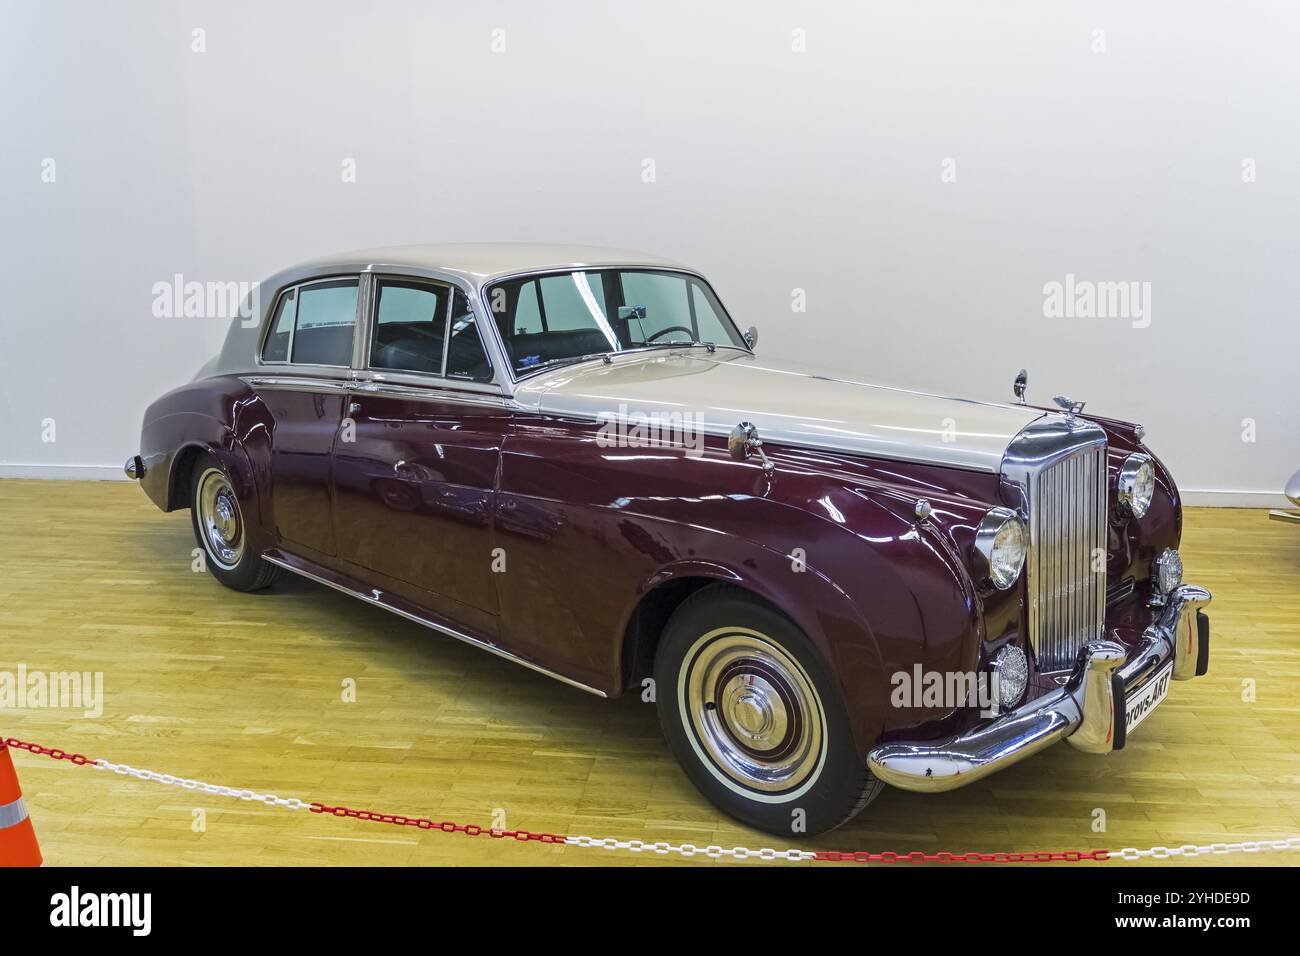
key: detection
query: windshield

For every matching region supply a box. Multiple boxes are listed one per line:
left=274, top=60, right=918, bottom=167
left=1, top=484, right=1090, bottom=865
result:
left=485, top=269, right=746, bottom=376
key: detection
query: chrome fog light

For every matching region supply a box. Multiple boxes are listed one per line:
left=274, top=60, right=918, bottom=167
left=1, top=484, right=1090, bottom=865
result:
left=972, top=507, right=1027, bottom=590
left=1151, top=548, right=1183, bottom=603
left=993, top=644, right=1028, bottom=708
left=1118, top=453, right=1155, bottom=517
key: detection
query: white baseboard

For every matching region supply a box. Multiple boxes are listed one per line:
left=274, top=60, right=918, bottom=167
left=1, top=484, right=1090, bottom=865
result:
left=1181, top=488, right=1292, bottom=508
left=0, top=464, right=129, bottom=481
left=0, top=466, right=1290, bottom=508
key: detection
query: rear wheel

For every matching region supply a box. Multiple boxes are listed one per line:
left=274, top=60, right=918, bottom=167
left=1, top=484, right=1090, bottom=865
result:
left=189, top=452, right=280, bottom=592
left=654, top=584, right=882, bottom=837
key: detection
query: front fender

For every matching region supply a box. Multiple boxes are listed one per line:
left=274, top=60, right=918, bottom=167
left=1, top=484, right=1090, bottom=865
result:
left=627, top=484, right=989, bottom=759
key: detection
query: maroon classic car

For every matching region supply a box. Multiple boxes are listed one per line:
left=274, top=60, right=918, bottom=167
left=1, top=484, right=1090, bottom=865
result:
left=129, top=244, right=1211, bottom=836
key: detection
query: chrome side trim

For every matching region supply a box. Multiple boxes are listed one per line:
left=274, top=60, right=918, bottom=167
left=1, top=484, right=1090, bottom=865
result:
left=1269, top=510, right=1300, bottom=524
left=261, top=553, right=608, bottom=698
left=241, top=375, right=352, bottom=394
left=349, top=379, right=516, bottom=409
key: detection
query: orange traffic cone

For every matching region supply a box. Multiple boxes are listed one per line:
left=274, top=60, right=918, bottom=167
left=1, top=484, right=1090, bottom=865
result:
left=0, top=741, right=42, bottom=866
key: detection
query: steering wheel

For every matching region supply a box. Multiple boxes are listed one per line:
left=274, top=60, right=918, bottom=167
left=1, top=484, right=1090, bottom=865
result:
left=645, top=325, right=695, bottom=343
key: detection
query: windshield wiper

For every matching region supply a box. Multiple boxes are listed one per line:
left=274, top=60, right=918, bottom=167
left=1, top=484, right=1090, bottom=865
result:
left=516, top=342, right=721, bottom=377
left=637, top=341, right=718, bottom=353
left=515, top=352, right=610, bottom=376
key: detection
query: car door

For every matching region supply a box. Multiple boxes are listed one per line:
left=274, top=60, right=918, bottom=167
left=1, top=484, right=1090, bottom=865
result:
left=251, top=276, right=360, bottom=558
left=331, top=276, right=509, bottom=635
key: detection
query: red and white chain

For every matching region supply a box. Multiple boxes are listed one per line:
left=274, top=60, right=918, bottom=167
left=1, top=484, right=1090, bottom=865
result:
left=4, top=738, right=311, bottom=810
left=92, top=756, right=313, bottom=811
left=8, top=737, right=1300, bottom=864
left=564, top=834, right=817, bottom=862
left=1111, top=837, right=1300, bottom=860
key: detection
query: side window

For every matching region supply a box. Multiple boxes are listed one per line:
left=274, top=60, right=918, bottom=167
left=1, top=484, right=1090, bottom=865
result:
left=261, top=289, right=296, bottom=362
left=445, top=291, right=493, bottom=381
left=689, top=280, right=731, bottom=342
left=292, top=279, right=358, bottom=366
left=370, top=280, right=449, bottom=375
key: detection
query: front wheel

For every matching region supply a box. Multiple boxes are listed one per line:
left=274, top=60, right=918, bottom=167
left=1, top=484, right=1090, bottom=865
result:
left=189, top=452, right=280, bottom=592
left=654, top=584, right=882, bottom=837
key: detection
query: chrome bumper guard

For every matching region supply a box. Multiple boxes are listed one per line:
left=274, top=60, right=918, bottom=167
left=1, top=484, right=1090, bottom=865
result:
left=867, top=584, right=1212, bottom=793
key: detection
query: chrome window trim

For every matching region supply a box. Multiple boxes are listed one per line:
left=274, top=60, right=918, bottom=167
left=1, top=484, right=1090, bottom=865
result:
left=362, top=271, right=503, bottom=391
left=257, top=287, right=298, bottom=366
left=353, top=272, right=375, bottom=372
left=255, top=273, right=363, bottom=370
left=440, top=284, right=453, bottom=376
left=476, top=265, right=752, bottom=385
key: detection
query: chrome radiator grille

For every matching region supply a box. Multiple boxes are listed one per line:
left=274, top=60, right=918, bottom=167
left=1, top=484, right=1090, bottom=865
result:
left=1026, top=444, right=1108, bottom=671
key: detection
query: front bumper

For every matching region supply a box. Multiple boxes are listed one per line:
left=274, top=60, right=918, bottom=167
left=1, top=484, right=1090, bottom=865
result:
left=867, top=583, right=1212, bottom=793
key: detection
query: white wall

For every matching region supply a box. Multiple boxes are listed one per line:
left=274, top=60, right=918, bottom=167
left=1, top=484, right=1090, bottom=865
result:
left=2, top=0, right=1296, bottom=504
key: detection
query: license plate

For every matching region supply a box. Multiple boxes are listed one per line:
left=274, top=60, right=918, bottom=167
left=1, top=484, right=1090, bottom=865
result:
left=1124, top=661, right=1173, bottom=734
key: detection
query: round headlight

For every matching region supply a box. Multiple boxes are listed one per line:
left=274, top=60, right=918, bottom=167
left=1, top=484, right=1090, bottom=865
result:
left=1152, top=547, right=1183, bottom=598
left=973, top=507, right=1027, bottom=590
left=1118, top=453, right=1155, bottom=518
left=992, top=644, right=1028, bottom=709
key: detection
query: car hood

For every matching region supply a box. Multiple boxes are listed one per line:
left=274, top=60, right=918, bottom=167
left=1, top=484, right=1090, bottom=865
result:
left=512, top=349, right=1048, bottom=473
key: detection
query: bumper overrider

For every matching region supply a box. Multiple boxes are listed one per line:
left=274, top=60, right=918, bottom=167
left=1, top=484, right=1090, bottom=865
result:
left=867, top=584, right=1212, bottom=792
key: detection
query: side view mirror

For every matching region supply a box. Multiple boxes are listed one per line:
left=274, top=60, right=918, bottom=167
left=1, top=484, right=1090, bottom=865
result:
left=728, top=421, right=775, bottom=474
left=743, top=325, right=758, bottom=350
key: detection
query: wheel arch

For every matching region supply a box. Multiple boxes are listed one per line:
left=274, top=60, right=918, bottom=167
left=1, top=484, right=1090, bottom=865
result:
left=619, top=555, right=890, bottom=760
left=165, top=435, right=267, bottom=545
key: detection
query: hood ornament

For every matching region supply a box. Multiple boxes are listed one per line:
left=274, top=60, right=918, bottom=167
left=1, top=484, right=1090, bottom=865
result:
left=1053, top=395, right=1086, bottom=420
left=728, top=421, right=775, bottom=474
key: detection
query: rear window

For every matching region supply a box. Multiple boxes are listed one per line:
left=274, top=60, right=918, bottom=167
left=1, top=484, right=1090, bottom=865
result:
left=261, top=278, right=359, bottom=367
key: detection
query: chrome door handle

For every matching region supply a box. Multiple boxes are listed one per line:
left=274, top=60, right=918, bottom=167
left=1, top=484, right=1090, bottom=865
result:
left=347, top=401, right=361, bottom=416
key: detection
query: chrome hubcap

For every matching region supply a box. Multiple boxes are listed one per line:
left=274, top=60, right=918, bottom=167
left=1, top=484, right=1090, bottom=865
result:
left=681, top=628, right=826, bottom=797
left=196, top=467, right=244, bottom=570
left=720, top=674, right=788, bottom=746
